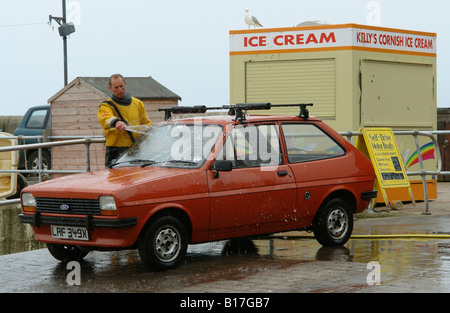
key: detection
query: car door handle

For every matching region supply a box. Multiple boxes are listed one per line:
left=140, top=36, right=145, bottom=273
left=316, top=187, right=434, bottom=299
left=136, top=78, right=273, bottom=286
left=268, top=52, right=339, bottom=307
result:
left=277, top=170, right=288, bottom=176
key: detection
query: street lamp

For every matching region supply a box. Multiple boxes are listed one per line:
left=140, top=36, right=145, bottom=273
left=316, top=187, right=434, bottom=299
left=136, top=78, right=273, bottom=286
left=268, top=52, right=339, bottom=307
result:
left=49, top=0, right=75, bottom=86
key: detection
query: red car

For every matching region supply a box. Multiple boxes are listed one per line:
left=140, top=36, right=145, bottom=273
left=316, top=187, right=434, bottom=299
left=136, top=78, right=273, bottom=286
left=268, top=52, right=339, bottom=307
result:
left=20, top=103, right=376, bottom=270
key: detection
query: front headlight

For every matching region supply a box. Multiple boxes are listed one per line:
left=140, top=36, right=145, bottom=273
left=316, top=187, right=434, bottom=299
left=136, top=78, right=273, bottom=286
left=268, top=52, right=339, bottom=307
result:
left=99, top=195, right=117, bottom=216
left=22, top=193, right=36, bottom=212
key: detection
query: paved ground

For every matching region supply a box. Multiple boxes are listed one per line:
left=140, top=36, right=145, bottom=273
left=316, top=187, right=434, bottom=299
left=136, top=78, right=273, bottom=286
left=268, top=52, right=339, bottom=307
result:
left=1, top=183, right=449, bottom=296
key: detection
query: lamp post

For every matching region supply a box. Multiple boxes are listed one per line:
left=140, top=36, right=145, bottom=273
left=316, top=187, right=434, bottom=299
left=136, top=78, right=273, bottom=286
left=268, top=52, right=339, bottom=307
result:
left=49, top=0, right=75, bottom=86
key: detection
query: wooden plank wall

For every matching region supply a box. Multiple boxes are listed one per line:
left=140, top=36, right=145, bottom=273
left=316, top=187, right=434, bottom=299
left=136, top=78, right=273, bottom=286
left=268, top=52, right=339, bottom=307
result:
left=0, top=135, right=17, bottom=197
left=50, top=80, right=177, bottom=178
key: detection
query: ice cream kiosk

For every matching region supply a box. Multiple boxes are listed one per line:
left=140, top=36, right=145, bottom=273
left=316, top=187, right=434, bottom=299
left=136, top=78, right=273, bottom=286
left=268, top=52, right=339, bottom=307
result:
left=229, top=23, right=437, bottom=204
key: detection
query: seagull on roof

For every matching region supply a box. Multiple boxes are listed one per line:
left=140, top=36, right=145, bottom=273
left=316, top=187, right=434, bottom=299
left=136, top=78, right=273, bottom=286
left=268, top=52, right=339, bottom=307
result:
left=245, top=8, right=263, bottom=28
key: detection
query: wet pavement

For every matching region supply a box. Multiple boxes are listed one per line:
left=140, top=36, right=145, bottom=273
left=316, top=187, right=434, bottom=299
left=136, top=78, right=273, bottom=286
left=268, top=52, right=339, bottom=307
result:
left=1, top=183, right=450, bottom=294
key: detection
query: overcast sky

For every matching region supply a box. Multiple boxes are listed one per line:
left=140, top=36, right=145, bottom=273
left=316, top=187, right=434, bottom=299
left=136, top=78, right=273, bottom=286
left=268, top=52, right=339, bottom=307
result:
left=1, top=0, right=449, bottom=116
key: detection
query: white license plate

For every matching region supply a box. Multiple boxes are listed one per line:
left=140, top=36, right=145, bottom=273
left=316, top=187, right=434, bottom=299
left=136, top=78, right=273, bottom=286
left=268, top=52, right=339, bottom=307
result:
left=51, top=225, right=89, bottom=241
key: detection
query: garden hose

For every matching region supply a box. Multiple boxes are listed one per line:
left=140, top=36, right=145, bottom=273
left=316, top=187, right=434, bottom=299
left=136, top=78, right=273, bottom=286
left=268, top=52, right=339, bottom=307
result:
left=350, top=234, right=450, bottom=239
left=269, top=233, right=450, bottom=240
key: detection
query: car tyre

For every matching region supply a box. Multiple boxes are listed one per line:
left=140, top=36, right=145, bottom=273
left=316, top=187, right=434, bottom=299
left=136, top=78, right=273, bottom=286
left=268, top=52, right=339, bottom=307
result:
left=138, top=216, right=188, bottom=271
left=27, top=150, right=51, bottom=179
left=46, top=243, right=89, bottom=262
left=312, top=197, right=353, bottom=246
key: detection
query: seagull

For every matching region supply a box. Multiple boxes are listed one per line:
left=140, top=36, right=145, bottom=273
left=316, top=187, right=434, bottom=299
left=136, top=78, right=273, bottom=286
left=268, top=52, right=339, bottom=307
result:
left=245, top=8, right=263, bottom=28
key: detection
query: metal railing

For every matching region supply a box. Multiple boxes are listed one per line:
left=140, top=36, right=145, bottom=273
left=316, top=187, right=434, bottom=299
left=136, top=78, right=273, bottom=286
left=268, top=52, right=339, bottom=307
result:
left=0, top=134, right=105, bottom=174
left=0, top=130, right=449, bottom=214
left=0, top=135, right=105, bottom=205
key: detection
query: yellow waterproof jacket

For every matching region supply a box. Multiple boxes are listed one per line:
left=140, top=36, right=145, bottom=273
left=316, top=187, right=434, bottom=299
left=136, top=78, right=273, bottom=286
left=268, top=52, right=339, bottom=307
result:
left=97, top=97, right=152, bottom=147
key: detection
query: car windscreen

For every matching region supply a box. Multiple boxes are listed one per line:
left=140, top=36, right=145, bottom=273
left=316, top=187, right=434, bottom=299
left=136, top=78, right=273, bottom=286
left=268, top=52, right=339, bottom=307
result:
left=113, top=123, right=223, bottom=168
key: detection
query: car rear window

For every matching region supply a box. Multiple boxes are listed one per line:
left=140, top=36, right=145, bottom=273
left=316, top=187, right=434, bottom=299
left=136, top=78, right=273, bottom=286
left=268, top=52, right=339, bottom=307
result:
left=281, top=124, right=345, bottom=163
left=25, top=109, right=48, bottom=128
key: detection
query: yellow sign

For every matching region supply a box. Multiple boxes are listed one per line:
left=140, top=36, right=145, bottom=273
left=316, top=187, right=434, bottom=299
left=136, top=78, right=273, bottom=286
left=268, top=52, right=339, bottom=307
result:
left=356, top=128, right=414, bottom=206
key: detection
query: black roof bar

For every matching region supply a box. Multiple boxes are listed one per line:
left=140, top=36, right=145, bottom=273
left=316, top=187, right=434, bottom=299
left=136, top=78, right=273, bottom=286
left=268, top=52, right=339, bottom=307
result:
left=271, top=103, right=313, bottom=120
left=224, top=103, right=271, bottom=121
left=158, top=103, right=313, bottom=121
left=159, top=105, right=208, bottom=121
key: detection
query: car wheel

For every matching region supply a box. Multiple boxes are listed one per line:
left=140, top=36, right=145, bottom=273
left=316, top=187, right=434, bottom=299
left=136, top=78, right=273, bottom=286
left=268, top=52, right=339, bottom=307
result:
left=27, top=150, right=51, bottom=179
left=138, top=216, right=188, bottom=271
left=46, top=243, right=89, bottom=262
left=312, top=197, right=353, bottom=246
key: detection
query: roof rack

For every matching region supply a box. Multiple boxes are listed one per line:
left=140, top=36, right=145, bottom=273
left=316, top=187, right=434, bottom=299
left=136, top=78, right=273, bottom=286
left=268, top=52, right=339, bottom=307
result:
left=158, top=103, right=313, bottom=121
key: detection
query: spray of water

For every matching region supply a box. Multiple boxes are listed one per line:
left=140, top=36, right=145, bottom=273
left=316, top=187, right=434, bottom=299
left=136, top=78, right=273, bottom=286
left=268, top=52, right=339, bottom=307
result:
left=124, top=125, right=151, bottom=135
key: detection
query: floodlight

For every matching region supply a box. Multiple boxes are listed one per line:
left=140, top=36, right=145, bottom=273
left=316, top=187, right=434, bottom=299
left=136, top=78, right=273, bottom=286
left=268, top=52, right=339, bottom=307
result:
left=58, top=22, right=75, bottom=37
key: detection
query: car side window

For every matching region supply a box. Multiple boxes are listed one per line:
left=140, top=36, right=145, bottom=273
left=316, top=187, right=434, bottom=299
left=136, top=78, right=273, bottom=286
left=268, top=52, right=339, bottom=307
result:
left=216, top=124, right=281, bottom=168
left=282, top=124, right=345, bottom=163
left=25, top=109, right=48, bottom=129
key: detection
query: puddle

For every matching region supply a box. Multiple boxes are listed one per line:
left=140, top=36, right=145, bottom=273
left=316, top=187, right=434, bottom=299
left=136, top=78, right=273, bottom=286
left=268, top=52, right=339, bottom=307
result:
left=2, top=201, right=450, bottom=292
left=0, top=204, right=45, bottom=255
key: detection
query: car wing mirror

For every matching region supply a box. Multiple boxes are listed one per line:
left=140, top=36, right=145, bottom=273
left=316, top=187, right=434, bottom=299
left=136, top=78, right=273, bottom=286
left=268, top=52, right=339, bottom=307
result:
left=211, top=160, right=232, bottom=178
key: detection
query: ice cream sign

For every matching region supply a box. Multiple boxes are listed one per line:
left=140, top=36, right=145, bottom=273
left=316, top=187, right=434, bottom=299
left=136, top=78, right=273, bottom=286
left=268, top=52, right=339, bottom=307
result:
left=230, top=23, right=436, bottom=57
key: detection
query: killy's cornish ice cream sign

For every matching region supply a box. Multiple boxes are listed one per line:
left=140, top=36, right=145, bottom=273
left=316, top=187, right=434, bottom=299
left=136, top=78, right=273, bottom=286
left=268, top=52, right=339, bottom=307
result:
left=229, top=23, right=436, bottom=57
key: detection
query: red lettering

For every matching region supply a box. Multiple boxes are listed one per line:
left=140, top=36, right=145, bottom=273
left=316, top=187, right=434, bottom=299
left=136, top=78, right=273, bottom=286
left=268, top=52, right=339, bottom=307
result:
left=274, top=35, right=283, bottom=46
left=249, top=36, right=259, bottom=47
left=285, top=34, right=294, bottom=45
left=259, top=36, right=266, bottom=46
left=405, top=37, right=413, bottom=47
left=415, top=38, right=433, bottom=49
left=244, top=36, right=267, bottom=47
left=415, top=38, right=421, bottom=48
left=306, top=33, right=318, bottom=44
left=269, top=31, right=337, bottom=47
left=320, top=32, right=336, bottom=43
left=357, top=32, right=364, bottom=43
left=378, top=34, right=405, bottom=47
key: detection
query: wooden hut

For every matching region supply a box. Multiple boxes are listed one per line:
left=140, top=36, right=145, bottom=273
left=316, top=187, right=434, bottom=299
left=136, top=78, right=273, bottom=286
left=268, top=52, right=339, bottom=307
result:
left=48, top=76, right=181, bottom=177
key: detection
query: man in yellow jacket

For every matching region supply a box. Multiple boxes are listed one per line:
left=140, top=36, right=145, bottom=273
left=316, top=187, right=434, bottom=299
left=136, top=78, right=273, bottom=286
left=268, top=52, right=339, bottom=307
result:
left=97, top=74, right=152, bottom=166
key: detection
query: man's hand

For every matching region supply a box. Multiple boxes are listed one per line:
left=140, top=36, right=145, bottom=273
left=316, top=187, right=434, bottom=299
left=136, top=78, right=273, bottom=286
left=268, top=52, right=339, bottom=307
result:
left=115, top=121, right=126, bottom=131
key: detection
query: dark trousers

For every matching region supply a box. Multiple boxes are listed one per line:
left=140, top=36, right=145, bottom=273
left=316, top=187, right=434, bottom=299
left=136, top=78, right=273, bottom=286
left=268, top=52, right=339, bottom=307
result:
left=105, top=146, right=129, bottom=167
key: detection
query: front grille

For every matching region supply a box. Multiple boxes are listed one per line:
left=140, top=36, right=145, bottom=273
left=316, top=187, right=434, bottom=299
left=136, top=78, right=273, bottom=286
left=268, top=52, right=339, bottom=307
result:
left=36, top=197, right=101, bottom=215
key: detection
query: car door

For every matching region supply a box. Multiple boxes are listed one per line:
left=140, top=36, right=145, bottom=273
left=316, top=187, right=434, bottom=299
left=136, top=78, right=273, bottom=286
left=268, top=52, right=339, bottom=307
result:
left=207, top=123, right=297, bottom=240
left=281, top=123, right=347, bottom=224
